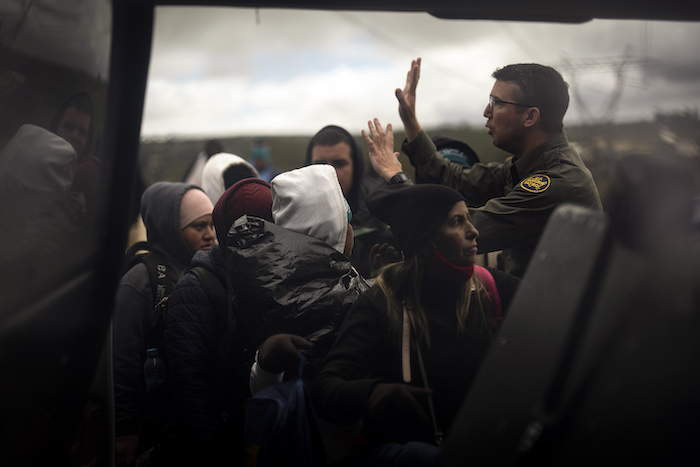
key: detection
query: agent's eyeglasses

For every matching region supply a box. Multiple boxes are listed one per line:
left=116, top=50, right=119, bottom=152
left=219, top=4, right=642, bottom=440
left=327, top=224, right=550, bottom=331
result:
left=488, top=95, right=536, bottom=113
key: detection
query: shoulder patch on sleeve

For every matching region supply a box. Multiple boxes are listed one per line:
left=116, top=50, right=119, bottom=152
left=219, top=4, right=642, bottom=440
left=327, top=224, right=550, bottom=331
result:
left=520, top=174, right=551, bottom=193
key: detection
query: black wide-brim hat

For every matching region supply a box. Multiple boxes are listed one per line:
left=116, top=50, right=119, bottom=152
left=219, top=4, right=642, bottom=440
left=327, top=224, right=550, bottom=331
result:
left=366, top=183, right=465, bottom=257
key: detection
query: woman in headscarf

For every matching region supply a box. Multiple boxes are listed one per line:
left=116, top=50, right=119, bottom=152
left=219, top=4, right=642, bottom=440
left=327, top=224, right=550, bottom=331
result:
left=113, top=182, right=214, bottom=466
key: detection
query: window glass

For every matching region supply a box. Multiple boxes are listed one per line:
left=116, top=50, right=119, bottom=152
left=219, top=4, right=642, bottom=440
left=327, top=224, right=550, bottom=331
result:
left=139, top=7, right=700, bottom=202
left=0, top=0, right=111, bottom=312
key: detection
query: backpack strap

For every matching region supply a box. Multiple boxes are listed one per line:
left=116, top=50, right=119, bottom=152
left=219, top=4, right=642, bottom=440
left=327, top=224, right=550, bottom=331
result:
left=144, top=266, right=228, bottom=365
left=123, top=242, right=173, bottom=307
left=125, top=241, right=149, bottom=261
left=473, top=265, right=502, bottom=327
left=141, top=251, right=173, bottom=305
left=135, top=252, right=173, bottom=351
left=122, top=241, right=150, bottom=277
left=402, top=309, right=411, bottom=383
left=402, top=304, right=443, bottom=447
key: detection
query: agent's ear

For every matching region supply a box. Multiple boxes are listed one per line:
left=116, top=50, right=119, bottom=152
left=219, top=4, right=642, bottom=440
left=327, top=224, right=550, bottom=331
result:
left=523, top=107, right=541, bottom=129
left=343, top=224, right=354, bottom=257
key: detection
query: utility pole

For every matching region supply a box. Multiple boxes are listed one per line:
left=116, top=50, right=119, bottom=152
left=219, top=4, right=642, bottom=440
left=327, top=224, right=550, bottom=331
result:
left=560, top=46, right=652, bottom=126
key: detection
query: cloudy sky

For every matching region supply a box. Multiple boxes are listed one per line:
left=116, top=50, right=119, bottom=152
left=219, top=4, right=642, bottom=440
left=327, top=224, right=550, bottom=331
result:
left=140, top=6, right=700, bottom=139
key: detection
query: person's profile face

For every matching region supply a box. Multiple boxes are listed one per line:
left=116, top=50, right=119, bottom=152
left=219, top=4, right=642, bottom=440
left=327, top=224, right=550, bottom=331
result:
left=56, top=106, right=91, bottom=157
left=181, top=214, right=216, bottom=254
left=311, top=142, right=354, bottom=196
left=483, top=80, right=528, bottom=154
left=433, top=201, right=479, bottom=267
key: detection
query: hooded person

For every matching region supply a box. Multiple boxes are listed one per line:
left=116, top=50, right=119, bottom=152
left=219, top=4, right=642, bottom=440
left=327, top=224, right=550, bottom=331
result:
left=305, top=125, right=394, bottom=278
left=49, top=92, right=94, bottom=161
left=414, top=135, right=480, bottom=186
left=0, top=124, right=85, bottom=306
left=113, top=182, right=214, bottom=466
left=166, top=178, right=274, bottom=466
left=431, top=135, right=480, bottom=167
left=272, top=164, right=352, bottom=256
left=226, top=164, right=370, bottom=381
left=201, top=152, right=260, bottom=205
left=311, top=183, right=521, bottom=466
left=48, top=92, right=100, bottom=209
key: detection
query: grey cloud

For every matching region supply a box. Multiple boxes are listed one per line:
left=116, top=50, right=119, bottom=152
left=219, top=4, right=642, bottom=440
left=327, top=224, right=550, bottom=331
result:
left=653, top=61, right=700, bottom=84
left=144, top=7, right=700, bottom=136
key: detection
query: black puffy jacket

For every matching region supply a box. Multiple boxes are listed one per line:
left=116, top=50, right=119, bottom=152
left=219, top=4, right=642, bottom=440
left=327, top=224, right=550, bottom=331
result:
left=226, top=215, right=370, bottom=378
left=166, top=245, right=248, bottom=464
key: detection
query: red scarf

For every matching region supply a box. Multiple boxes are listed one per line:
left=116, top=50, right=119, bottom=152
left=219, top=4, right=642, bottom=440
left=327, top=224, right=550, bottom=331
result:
left=426, top=248, right=474, bottom=282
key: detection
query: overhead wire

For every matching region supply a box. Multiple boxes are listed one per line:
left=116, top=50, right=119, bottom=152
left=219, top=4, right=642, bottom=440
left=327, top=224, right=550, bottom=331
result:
left=496, top=22, right=548, bottom=63
left=332, top=10, right=484, bottom=90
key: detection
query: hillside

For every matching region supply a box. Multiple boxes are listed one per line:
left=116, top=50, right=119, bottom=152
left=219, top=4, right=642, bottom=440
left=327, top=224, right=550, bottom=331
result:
left=138, top=112, right=700, bottom=208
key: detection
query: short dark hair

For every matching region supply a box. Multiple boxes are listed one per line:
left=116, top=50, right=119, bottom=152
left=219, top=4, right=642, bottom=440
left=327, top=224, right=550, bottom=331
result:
left=48, top=92, right=94, bottom=156
left=492, top=64, right=569, bottom=134
left=223, top=164, right=257, bottom=189
left=304, top=125, right=365, bottom=214
left=307, top=126, right=354, bottom=149
left=50, top=93, right=93, bottom=131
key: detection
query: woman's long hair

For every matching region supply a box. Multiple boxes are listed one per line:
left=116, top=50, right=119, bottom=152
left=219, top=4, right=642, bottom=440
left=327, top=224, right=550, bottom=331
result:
left=374, top=253, right=496, bottom=349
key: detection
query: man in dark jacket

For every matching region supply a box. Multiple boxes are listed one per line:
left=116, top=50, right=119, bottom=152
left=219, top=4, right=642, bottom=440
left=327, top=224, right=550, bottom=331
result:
left=166, top=178, right=274, bottom=465
left=366, top=59, right=603, bottom=277
left=305, top=125, right=394, bottom=277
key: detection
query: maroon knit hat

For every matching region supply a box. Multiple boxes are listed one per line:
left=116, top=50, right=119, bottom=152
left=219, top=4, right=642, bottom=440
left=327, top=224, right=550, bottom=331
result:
left=213, top=178, right=273, bottom=246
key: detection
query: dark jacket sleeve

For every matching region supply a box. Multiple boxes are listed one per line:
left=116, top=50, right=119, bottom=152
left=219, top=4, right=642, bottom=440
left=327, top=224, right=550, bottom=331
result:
left=113, top=263, right=150, bottom=436
left=402, top=130, right=507, bottom=206
left=310, top=290, right=387, bottom=425
left=467, top=174, right=579, bottom=254
left=402, top=131, right=572, bottom=255
left=166, top=271, right=224, bottom=453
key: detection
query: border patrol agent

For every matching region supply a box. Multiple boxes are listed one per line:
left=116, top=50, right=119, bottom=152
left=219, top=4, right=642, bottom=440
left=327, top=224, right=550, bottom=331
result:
left=363, top=59, right=602, bottom=277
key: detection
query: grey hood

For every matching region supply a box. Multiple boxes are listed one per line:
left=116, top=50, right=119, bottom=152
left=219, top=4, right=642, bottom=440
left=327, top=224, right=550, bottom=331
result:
left=141, top=181, right=203, bottom=276
left=0, top=124, right=77, bottom=192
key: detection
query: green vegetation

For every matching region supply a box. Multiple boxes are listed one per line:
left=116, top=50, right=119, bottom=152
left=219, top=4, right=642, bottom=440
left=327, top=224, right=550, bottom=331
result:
left=139, top=113, right=700, bottom=209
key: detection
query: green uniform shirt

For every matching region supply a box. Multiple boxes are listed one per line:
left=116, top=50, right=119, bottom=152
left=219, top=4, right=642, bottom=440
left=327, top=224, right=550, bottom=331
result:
left=402, top=130, right=603, bottom=277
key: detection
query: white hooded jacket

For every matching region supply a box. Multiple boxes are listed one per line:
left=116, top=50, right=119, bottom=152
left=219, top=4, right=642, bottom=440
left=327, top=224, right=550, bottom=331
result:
left=271, top=165, right=348, bottom=254
left=201, top=153, right=259, bottom=205
left=0, top=124, right=77, bottom=192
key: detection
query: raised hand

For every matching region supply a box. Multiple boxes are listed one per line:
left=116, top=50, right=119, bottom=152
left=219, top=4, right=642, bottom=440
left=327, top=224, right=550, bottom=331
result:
left=368, top=242, right=402, bottom=277
left=362, top=118, right=402, bottom=182
left=395, top=58, right=423, bottom=142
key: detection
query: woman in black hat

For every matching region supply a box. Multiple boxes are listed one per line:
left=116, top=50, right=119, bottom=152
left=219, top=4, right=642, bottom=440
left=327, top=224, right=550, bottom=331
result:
left=311, top=182, right=520, bottom=466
